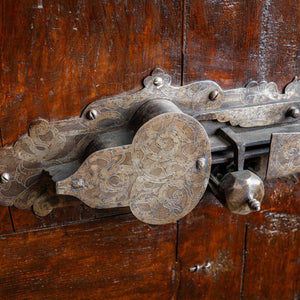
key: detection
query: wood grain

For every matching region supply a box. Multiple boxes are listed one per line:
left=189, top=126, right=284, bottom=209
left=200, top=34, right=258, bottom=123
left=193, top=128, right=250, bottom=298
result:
left=0, top=0, right=182, bottom=147
left=183, top=0, right=300, bottom=90
left=0, top=213, right=177, bottom=299
left=177, top=192, right=247, bottom=299
left=242, top=175, right=300, bottom=299
left=0, top=207, right=13, bottom=234
left=10, top=204, right=131, bottom=232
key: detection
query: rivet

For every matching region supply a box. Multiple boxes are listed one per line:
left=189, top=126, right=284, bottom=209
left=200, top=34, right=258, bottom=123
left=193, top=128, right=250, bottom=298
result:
left=153, top=77, right=163, bottom=86
left=86, top=109, right=98, bottom=120
left=196, top=158, right=206, bottom=170
left=1, top=172, right=10, bottom=183
left=247, top=198, right=261, bottom=211
left=287, top=106, right=300, bottom=119
left=209, top=90, right=219, bottom=101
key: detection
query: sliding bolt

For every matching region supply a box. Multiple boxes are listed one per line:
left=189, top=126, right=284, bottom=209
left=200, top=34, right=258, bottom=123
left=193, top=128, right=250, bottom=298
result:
left=0, top=172, right=10, bottom=183
left=86, top=109, right=98, bottom=120
left=287, top=106, right=299, bottom=119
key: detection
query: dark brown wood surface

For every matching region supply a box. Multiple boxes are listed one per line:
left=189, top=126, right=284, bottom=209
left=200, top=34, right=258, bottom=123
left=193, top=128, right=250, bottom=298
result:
left=183, top=0, right=300, bottom=91
left=0, top=0, right=299, bottom=299
left=243, top=175, right=300, bottom=299
left=177, top=193, right=247, bottom=299
left=0, top=0, right=182, bottom=146
left=0, top=214, right=177, bottom=299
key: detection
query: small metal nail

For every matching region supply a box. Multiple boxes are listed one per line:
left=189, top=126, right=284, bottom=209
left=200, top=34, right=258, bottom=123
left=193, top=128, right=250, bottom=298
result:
left=1, top=172, right=10, bottom=183
left=196, top=158, right=206, bottom=170
left=153, top=77, right=163, bottom=86
left=247, top=198, right=261, bottom=211
left=209, top=90, right=219, bottom=101
left=287, top=106, right=300, bottom=119
left=86, top=109, right=98, bottom=120
left=189, top=262, right=211, bottom=272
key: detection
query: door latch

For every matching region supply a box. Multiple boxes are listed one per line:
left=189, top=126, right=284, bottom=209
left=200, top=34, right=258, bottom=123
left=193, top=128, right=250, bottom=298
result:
left=0, top=68, right=299, bottom=224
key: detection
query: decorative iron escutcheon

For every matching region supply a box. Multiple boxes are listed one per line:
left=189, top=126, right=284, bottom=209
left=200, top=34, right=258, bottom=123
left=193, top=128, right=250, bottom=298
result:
left=0, top=68, right=299, bottom=224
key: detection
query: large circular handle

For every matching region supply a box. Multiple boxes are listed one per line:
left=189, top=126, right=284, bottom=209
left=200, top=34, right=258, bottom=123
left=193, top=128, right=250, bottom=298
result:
left=129, top=104, right=211, bottom=224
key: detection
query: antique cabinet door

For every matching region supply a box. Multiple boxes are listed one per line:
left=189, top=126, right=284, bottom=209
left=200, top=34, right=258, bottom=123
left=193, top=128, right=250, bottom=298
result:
left=0, top=0, right=299, bottom=299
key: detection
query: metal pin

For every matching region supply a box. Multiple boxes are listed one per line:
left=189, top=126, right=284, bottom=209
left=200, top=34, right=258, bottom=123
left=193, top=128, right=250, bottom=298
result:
left=189, top=262, right=211, bottom=272
left=1, top=172, right=10, bottom=183
left=196, top=158, right=206, bottom=170
left=247, top=198, right=261, bottom=211
left=86, top=109, right=98, bottom=120
left=209, top=90, right=219, bottom=101
left=287, top=106, right=300, bottom=119
left=153, top=77, right=163, bottom=86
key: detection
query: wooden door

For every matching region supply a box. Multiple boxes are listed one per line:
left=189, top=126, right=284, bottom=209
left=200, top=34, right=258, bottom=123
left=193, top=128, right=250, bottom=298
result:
left=0, top=1, right=299, bottom=299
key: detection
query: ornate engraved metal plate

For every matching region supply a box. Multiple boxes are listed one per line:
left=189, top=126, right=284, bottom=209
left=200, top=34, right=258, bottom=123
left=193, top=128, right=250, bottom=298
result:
left=0, top=68, right=299, bottom=222
left=267, top=133, right=300, bottom=179
left=57, top=112, right=211, bottom=224
left=130, top=113, right=211, bottom=224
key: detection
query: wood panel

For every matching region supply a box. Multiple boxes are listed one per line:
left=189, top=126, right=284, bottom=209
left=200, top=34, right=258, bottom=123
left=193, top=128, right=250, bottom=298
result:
left=10, top=204, right=130, bottom=232
left=0, top=207, right=13, bottom=234
left=0, top=0, right=183, bottom=146
left=242, top=175, right=300, bottom=299
left=0, top=213, right=177, bottom=299
left=177, top=192, right=247, bottom=299
left=183, top=0, right=300, bottom=90
left=0, top=130, right=13, bottom=234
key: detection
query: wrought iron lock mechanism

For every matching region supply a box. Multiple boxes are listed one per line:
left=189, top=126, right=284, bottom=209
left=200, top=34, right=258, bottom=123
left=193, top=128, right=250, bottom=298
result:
left=0, top=69, right=299, bottom=224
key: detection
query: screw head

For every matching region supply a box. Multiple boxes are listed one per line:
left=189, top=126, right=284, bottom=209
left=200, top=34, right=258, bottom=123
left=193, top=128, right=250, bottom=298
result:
left=209, top=90, right=219, bottom=101
left=288, top=106, right=300, bottom=119
left=196, top=158, right=206, bottom=170
left=86, top=109, right=98, bottom=120
left=153, top=77, right=163, bottom=86
left=1, top=172, right=10, bottom=183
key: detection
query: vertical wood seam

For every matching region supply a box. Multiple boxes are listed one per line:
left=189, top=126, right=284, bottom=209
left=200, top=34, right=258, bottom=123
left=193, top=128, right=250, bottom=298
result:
left=8, top=208, right=15, bottom=232
left=240, top=222, right=249, bottom=300
left=175, top=1, right=186, bottom=297
left=180, top=0, right=187, bottom=86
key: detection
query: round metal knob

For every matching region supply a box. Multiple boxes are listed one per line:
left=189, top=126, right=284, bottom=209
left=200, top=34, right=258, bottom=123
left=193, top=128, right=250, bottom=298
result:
left=219, top=170, right=264, bottom=215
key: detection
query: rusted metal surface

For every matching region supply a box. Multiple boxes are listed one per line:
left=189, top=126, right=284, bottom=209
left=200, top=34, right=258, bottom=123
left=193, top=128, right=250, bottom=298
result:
left=57, top=112, right=211, bottom=225
left=0, top=69, right=299, bottom=218
left=267, top=132, right=300, bottom=179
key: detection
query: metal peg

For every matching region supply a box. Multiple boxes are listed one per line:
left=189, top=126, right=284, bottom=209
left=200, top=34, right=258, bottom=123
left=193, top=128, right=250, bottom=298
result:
left=209, top=90, right=219, bottom=101
left=86, top=109, right=98, bottom=120
left=1, top=172, right=10, bottom=183
left=287, top=106, right=300, bottom=119
left=196, top=158, right=206, bottom=170
left=153, top=77, right=163, bottom=86
left=247, top=197, right=261, bottom=211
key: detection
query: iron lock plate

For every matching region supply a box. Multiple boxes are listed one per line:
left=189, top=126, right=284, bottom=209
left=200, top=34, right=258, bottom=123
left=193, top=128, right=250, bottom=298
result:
left=0, top=69, right=299, bottom=224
